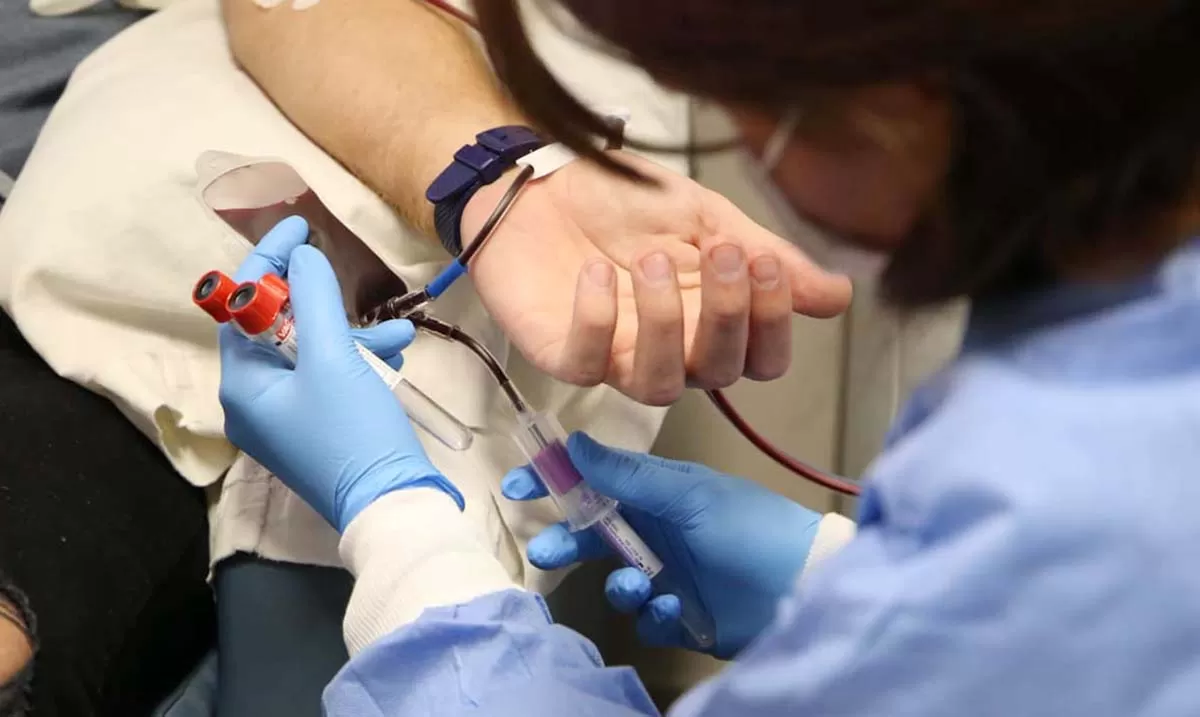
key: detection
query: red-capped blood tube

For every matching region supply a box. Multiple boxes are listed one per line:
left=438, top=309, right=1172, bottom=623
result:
left=227, top=277, right=299, bottom=363
left=219, top=273, right=472, bottom=452
left=192, top=270, right=239, bottom=324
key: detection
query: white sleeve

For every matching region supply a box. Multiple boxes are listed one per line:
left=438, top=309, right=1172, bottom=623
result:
left=799, top=512, right=857, bottom=582
left=337, top=488, right=520, bottom=655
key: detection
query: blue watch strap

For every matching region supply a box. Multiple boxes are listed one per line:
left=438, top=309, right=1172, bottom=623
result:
left=427, top=125, right=542, bottom=255
left=433, top=183, right=482, bottom=256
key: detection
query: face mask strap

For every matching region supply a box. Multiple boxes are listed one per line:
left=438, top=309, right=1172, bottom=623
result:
left=761, top=109, right=804, bottom=172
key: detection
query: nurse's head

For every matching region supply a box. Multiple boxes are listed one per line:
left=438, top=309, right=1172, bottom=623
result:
left=477, top=0, right=1200, bottom=305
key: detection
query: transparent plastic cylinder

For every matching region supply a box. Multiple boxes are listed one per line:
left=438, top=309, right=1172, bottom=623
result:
left=511, top=411, right=617, bottom=531
left=510, top=410, right=716, bottom=649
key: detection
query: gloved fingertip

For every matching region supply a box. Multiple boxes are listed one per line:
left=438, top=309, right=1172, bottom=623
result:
left=386, top=354, right=405, bottom=371
left=388, top=318, right=417, bottom=346
left=271, top=214, right=309, bottom=238
left=649, top=594, right=682, bottom=623
left=231, top=216, right=310, bottom=283
left=285, top=247, right=354, bottom=348
left=501, top=468, right=547, bottom=501
left=637, top=596, right=684, bottom=648
left=570, top=528, right=612, bottom=562
left=257, top=216, right=310, bottom=256
left=351, top=319, right=416, bottom=357
left=527, top=523, right=577, bottom=569
left=604, top=568, right=652, bottom=613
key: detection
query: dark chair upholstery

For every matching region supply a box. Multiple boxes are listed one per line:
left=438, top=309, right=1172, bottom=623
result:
left=0, top=310, right=214, bottom=716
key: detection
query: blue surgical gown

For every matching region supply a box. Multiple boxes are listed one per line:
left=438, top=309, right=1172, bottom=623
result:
left=325, top=241, right=1200, bottom=716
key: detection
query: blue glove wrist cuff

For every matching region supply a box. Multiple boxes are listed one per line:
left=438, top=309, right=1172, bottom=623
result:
left=337, top=473, right=465, bottom=533
left=403, top=475, right=467, bottom=511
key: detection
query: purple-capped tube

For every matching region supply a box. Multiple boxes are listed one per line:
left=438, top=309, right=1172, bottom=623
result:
left=514, top=411, right=617, bottom=531
left=511, top=410, right=716, bottom=649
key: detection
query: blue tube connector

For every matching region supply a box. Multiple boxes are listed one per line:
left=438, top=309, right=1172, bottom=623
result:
left=426, top=260, right=467, bottom=299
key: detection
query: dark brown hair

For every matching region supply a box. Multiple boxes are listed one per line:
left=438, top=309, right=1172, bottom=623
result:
left=476, top=0, right=1200, bottom=305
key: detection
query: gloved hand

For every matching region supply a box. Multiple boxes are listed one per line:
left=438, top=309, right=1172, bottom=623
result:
left=502, top=432, right=822, bottom=659
left=219, top=216, right=462, bottom=532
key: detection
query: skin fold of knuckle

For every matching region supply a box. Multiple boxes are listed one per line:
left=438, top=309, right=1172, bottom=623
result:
left=576, top=311, right=614, bottom=335
left=637, top=381, right=684, bottom=407
left=751, top=314, right=792, bottom=340
left=692, top=362, right=744, bottom=389
left=746, top=344, right=791, bottom=379
left=705, top=305, right=749, bottom=331
left=568, top=365, right=607, bottom=387
left=641, top=301, right=684, bottom=329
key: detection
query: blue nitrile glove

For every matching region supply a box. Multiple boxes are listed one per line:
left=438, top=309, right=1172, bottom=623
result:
left=218, top=216, right=463, bottom=532
left=502, top=432, right=822, bottom=659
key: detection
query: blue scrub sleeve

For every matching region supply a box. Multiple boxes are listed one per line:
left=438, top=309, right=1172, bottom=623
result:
left=322, top=470, right=1188, bottom=717
left=322, top=589, right=661, bottom=716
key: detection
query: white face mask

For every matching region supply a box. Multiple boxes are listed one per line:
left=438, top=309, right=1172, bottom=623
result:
left=741, top=113, right=889, bottom=284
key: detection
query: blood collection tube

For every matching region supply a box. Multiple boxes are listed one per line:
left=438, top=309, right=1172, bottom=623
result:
left=226, top=274, right=299, bottom=362
left=227, top=276, right=473, bottom=452
left=193, top=270, right=473, bottom=452
left=193, top=270, right=239, bottom=324
left=511, top=410, right=717, bottom=649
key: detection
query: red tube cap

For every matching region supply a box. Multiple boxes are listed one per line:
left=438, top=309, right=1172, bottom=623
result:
left=193, top=270, right=237, bottom=323
left=259, top=273, right=290, bottom=301
left=228, top=277, right=288, bottom=335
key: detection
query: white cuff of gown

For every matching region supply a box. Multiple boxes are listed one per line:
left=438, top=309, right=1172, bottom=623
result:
left=338, top=488, right=520, bottom=656
left=799, top=512, right=857, bottom=582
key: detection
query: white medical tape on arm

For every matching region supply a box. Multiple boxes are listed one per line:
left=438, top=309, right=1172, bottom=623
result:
left=516, top=143, right=579, bottom=180
left=338, top=488, right=519, bottom=655
left=514, top=108, right=630, bottom=180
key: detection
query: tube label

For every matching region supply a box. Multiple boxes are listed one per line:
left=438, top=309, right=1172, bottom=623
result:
left=596, top=513, right=664, bottom=578
left=271, top=314, right=299, bottom=363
